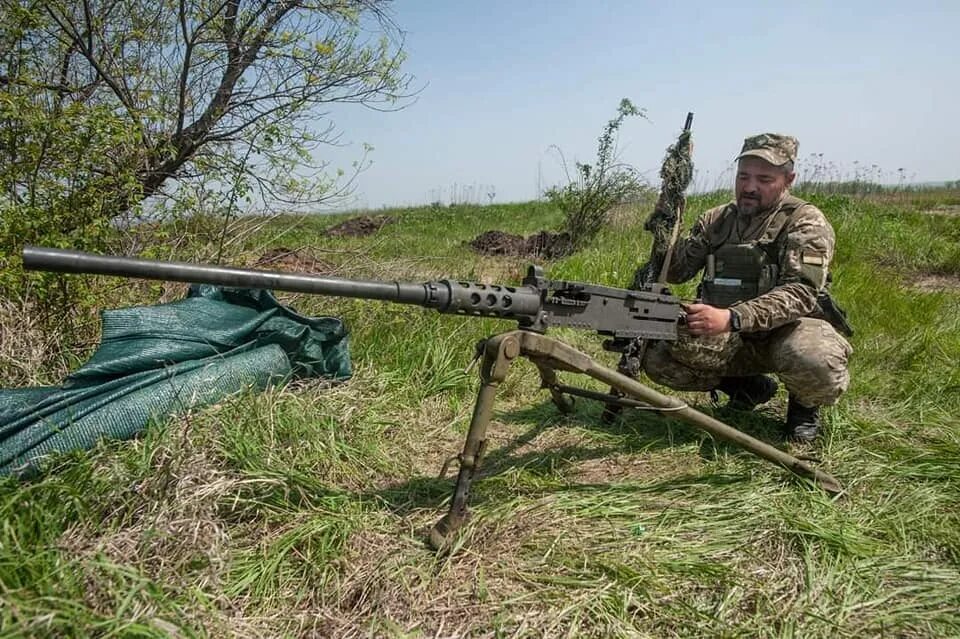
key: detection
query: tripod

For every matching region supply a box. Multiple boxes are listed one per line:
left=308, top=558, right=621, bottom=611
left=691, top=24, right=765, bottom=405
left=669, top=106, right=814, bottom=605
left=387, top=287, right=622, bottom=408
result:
left=429, top=330, right=842, bottom=549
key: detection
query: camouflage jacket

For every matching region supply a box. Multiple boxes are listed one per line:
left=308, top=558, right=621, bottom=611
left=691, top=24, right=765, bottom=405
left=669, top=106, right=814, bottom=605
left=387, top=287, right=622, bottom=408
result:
left=666, top=192, right=835, bottom=332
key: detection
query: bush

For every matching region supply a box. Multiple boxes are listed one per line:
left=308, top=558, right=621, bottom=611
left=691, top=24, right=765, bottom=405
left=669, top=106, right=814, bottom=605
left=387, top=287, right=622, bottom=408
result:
left=545, top=99, right=650, bottom=248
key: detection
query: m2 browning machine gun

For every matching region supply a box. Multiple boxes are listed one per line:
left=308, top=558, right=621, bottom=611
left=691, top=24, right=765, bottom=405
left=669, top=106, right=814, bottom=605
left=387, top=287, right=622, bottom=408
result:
left=22, top=246, right=843, bottom=549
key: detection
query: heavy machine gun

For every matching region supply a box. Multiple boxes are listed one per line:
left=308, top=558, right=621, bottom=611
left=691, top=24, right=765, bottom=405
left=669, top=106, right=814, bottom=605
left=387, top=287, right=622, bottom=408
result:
left=22, top=246, right=842, bottom=549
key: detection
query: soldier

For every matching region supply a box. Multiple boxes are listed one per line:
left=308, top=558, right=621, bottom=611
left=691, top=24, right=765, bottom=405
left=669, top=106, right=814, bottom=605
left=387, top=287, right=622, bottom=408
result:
left=642, top=133, right=853, bottom=442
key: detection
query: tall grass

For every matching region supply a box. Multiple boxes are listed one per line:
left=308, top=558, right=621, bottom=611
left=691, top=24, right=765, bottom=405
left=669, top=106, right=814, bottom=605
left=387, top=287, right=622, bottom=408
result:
left=1, top=192, right=959, bottom=637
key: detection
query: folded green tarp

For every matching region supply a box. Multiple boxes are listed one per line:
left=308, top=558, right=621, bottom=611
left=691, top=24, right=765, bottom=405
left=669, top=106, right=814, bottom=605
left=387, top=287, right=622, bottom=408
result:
left=0, top=286, right=351, bottom=477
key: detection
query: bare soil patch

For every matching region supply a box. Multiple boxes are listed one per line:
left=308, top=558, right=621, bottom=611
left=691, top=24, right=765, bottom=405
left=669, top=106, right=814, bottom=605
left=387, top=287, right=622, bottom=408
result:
left=324, top=214, right=395, bottom=238
left=908, top=272, right=960, bottom=293
left=253, top=246, right=337, bottom=275
left=921, top=204, right=960, bottom=217
left=571, top=451, right=703, bottom=485
left=469, top=230, right=574, bottom=259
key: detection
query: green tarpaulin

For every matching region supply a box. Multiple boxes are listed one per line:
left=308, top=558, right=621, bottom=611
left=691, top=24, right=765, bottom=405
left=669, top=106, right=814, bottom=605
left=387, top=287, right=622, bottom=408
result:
left=0, top=286, right=351, bottom=477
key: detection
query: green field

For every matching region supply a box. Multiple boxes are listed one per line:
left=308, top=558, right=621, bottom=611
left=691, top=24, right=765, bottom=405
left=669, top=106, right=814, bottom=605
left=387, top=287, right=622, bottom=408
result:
left=2, top=189, right=960, bottom=637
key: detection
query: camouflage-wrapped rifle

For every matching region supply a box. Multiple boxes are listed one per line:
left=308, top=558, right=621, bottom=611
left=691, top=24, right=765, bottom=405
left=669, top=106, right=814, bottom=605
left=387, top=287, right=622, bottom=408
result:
left=22, top=245, right=842, bottom=549
left=601, top=114, right=695, bottom=420
left=632, top=111, right=695, bottom=291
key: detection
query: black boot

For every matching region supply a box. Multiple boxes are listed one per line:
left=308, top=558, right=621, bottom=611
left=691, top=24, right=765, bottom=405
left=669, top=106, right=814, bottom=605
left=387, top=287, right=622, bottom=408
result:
left=785, top=397, right=820, bottom=442
left=715, top=375, right=778, bottom=411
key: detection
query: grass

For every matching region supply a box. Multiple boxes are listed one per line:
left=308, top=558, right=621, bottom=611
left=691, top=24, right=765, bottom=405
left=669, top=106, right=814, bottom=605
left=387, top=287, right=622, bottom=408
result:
left=1, top=192, right=959, bottom=637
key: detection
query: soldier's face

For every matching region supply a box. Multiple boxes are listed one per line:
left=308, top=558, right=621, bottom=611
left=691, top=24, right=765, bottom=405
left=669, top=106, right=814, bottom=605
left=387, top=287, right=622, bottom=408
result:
left=735, top=157, right=795, bottom=214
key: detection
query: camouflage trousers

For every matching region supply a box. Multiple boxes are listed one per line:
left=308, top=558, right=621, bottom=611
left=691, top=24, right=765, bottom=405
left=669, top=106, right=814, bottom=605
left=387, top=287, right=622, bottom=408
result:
left=642, top=318, right=853, bottom=407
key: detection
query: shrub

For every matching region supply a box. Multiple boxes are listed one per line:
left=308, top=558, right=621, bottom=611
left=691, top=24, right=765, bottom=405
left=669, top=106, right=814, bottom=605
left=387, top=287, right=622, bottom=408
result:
left=545, top=99, right=650, bottom=248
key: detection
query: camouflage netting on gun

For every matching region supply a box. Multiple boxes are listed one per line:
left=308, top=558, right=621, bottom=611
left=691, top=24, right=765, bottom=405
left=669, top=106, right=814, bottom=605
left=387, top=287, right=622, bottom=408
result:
left=0, top=286, right=351, bottom=477
left=632, top=129, right=694, bottom=289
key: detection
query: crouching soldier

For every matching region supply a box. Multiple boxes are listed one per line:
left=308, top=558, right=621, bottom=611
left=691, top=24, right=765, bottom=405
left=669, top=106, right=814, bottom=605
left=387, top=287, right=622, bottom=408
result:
left=642, top=133, right=853, bottom=442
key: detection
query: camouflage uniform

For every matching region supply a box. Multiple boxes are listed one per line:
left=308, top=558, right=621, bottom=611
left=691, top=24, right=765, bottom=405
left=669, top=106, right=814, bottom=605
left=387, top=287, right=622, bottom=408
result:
left=642, top=134, right=852, bottom=408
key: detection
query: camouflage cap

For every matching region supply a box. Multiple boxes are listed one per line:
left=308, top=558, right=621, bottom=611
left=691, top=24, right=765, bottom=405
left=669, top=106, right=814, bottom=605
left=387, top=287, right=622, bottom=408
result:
left=736, top=133, right=798, bottom=166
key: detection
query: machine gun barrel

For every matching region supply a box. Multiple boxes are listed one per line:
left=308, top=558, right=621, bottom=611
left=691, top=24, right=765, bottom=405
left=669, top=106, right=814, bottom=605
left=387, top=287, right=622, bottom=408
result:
left=22, top=245, right=544, bottom=322
left=25, top=245, right=422, bottom=302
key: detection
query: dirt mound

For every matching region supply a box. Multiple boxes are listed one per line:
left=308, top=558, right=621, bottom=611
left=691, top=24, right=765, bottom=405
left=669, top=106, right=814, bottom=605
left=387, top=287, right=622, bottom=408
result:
left=253, top=247, right=336, bottom=275
left=469, top=230, right=574, bottom=259
left=324, top=214, right=394, bottom=238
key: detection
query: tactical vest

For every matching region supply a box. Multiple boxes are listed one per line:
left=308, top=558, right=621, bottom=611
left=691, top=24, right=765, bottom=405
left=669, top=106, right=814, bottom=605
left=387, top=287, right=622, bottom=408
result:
left=700, top=196, right=807, bottom=309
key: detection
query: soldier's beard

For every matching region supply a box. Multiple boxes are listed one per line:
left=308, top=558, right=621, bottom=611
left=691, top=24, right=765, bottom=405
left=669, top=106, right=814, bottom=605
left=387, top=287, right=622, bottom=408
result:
left=737, top=189, right=786, bottom=216
left=737, top=194, right=763, bottom=215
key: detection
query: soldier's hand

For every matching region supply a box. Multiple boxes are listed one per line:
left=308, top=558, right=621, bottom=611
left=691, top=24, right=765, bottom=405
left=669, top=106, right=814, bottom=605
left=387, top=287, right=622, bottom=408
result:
left=682, top=303, right=732, bottom=336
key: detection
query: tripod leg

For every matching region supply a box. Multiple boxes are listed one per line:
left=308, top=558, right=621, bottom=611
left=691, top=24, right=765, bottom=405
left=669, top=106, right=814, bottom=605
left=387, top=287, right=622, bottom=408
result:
left=429, top=332, right=520, bottom=550
left=534, top=362, right=575, bottom=414
left=518, top=332, right=843, bottom=495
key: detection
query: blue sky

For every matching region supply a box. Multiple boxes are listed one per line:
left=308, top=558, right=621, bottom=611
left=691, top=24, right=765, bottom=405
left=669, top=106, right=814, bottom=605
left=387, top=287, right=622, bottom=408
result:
left=319, top=0, right=959, bottom=208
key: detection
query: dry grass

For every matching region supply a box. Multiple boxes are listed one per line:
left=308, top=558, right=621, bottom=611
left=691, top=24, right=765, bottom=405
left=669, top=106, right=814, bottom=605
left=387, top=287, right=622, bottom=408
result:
left=0, top=297, right=88, bottom=386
